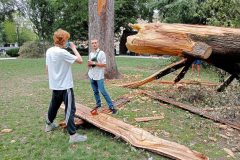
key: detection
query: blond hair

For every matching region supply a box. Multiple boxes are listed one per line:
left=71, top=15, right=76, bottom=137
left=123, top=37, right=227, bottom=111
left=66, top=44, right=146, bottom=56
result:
left=53, top=29, right=70, bottom=47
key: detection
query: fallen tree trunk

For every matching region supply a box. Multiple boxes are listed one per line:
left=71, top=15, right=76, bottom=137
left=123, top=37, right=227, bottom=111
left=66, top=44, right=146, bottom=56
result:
left=127, top=23, right=240, bottom=62
left=126, top=23, right=240, bottom=89
left=71, top=103, right=208, bottom=160
left=142, top=91, right=240, bottom=131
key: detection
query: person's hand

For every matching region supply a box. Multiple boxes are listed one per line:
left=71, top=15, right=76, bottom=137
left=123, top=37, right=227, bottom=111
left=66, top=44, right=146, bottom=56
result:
left=69, top=42, right=76, bottom=49
left=88, top=60, right=96, bottom=67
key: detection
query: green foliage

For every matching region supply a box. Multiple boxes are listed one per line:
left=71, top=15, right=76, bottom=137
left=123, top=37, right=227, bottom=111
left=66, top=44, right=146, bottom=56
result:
left=151, top=0, right=240, bottom=27
left=200, top=0, right=240, bottom=27
left=115, top=0, right=139, bottom=32
left=152, top=0, right=202, bottom=24
left=53, top=0, right=88, bottom=40
left=0, top=0, right=16, bottom=22
left=19, top=28, right=37, bottom=46
left=6, top=48, right=20, bottom=57
left=115, top=0, right=153, bottom=32
left=27, top=0, right=55, bottom=41
left=18, top=41, right=51, bottom=58
left=3, top=20, right=17, bottom=43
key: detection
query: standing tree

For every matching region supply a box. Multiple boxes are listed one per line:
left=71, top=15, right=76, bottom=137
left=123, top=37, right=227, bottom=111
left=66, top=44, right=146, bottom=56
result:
left=88, top=0, right=120, bottom=79
left=25, top=0, right=55, bottom=41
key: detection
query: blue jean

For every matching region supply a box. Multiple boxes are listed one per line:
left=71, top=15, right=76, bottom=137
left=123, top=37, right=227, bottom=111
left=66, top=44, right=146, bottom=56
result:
left=90, top=79, right=114, bottom=109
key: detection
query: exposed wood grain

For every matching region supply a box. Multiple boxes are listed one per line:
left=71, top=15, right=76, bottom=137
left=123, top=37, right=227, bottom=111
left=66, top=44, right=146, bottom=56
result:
left=68, top=103, right=208, bottom=160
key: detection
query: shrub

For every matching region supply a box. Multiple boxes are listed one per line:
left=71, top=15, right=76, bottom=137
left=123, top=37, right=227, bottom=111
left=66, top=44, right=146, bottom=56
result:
left=6, top=48, right=20, bottom=57
left=18, top=41, right=51, bottom=58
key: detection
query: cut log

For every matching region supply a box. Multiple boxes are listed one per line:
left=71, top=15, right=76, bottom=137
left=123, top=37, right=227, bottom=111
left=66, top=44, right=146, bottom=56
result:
left=135, top=115, right=164, bottom=122
left=126, top=23, right=240, bottom=88
left=71, top=103, right=208, bottom=160
left=142, top=91, right=240, bottom=131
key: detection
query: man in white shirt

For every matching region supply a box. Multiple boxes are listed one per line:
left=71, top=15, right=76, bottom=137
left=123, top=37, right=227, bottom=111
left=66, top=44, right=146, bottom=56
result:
left=88, top=39, right=117, bottom=115
left=45, top=29, right=87, bottom=143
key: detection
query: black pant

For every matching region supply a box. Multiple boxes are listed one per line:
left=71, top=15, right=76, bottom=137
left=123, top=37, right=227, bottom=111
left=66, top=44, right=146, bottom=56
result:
left=47, top=88, right=76, bottom=135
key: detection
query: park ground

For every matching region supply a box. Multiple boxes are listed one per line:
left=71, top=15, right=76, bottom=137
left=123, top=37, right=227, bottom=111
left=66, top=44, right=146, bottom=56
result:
left=0, top=57, right=239, bottom=160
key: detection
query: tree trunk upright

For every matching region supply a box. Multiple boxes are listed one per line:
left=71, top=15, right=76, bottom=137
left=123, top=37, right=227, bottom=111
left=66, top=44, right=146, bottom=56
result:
left=88, top=0, right=120, bottom=79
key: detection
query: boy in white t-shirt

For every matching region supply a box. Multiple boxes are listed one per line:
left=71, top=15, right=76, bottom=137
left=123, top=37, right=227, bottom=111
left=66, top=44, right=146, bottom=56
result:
left=45, top=29, right=87, bottom=143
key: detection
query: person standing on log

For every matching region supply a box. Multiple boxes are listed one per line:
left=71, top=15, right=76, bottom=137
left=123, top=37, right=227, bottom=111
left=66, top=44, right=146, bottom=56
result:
left=192, top=59, right=201, bottom=77
left=45, top=29, right=87, bottom=143
left=88, top=39, right=118, bottom=115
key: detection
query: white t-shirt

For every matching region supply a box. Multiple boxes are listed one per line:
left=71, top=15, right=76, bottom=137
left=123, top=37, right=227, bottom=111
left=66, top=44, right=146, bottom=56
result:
left=88, top=48, right=106, bottom=80
left=46, top=46, right=77, bottom=90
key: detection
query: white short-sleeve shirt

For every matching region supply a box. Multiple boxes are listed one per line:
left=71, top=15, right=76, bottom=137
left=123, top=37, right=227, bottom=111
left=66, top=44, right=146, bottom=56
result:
left=46, top=46, right=77, bottom=90
left=88, top=48, right=106, bottom=80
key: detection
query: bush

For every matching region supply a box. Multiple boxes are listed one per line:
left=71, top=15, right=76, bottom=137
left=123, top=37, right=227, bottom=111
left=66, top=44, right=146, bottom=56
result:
left=6, top=48, right=20, bottom=57
left=18, top=41, right=51, bottom=58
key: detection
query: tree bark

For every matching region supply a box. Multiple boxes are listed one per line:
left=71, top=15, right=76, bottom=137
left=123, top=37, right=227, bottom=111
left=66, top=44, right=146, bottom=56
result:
left=88, top=0, right=120, bottom=79
left=126, top=23, right=240, bottom=76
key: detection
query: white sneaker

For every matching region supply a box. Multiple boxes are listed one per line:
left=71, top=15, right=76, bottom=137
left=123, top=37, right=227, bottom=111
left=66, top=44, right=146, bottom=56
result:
left=69, top=133, right=87, bottom=143
left=45, top=123, right=58, bottom=132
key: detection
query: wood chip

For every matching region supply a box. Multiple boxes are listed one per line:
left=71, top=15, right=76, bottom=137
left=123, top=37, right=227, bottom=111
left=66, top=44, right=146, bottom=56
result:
left=217, top=133, right=229, bottom=139
left=208, top=136, right=217, bottom=142
left=1, top=129, right=12, bottom=133
left=223, top=148, right=235, bottom=158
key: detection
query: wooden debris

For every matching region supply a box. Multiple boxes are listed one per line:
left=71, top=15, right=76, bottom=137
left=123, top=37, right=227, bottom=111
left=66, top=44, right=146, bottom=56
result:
left=113, top=96, right=131, bottom=109
left=121, top=58, right=188, bottom=88
left=66, top=103, right=208, bottom=160
left=142, top=91, right=240, bottom=131
left=1, top=129, right=12, bottom=133
left=135, top=115, right=164, bottom=122
left=159, top=80, right=219, bottom=86
left=223, top=148, right=235, bottom=158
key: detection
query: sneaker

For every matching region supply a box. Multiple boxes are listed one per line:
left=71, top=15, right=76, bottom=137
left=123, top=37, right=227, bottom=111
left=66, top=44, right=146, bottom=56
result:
left=69, top=133, right=87, bottom=143
left=90, top=106, right=101, bottom=115
left=45, top=123, right=58, bottom=132
left=110, top=108, right=118, bottom=114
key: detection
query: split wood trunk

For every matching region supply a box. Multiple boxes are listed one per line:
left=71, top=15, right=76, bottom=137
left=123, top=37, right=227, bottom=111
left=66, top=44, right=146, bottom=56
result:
left=126, top=23, right=240, bottom=76
left=70, top=103, right=208, bottom=160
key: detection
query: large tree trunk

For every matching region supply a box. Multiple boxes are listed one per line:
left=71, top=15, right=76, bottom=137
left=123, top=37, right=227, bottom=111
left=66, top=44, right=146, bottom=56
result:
left=88, top=0, right=120, bottom=79
left=122, top=23, right=240, bottom=89
left=126, top=23, right=240, bottom=76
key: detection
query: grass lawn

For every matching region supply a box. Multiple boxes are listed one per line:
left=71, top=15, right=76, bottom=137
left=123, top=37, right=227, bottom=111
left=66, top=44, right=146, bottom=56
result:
left=0, top=56, right=239, bottom=160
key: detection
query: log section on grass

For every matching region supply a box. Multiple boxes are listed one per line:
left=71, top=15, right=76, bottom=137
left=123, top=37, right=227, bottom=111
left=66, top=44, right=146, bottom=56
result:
left=69, top=103, right=208, bottom=160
